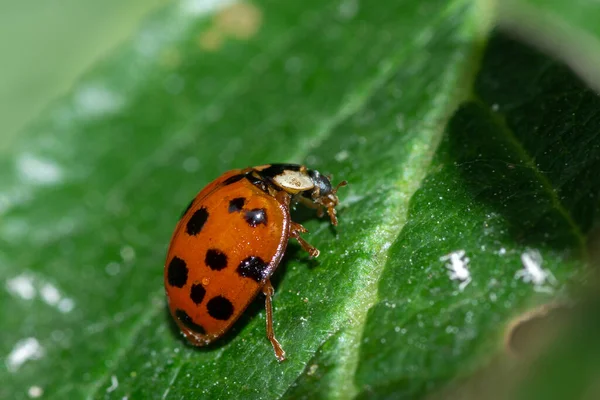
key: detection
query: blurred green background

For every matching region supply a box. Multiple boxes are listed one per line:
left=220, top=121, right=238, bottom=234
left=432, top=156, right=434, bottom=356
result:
left=0, top=0, right=169, bottom=152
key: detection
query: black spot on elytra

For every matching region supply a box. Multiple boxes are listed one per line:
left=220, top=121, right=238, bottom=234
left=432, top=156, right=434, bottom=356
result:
left=186, top=207, right=208, bottom=236
left=207, top=296, right=234, bottom=320
left=244, top=208, right=267, bottom=227
left=167, top=256, right=188, bottom=288
left=175, top=309, right=206, bottom=334
left=223, top=174, right=245, bottom=185
left=228, top=197, right=246, bottom=213
left=190, top=283, right=206, bottom=305
left=237, top=256, right=268, bottom=282
left=205, top=249, right=228, bottom=271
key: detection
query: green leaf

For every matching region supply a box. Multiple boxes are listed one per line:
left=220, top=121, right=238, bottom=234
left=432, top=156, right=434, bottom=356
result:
left=1, top=0, right=600, bottom=399
left=353, top=32, right=597, bottom=399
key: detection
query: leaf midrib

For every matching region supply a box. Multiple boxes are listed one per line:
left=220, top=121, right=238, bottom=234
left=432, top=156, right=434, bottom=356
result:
left=334, top=46, right=487, bottom=400
left=280, top=7, right=490, bottom=400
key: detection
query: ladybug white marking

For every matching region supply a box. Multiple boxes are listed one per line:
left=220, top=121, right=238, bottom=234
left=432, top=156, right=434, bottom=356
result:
left=515, top=249, right=557, bottom=293
left=440, top=250, right=471, bottom=291
left=273, top=170, right=314, bottom=192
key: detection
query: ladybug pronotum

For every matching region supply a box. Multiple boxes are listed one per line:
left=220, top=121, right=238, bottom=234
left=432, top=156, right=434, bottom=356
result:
left=164, top=164, right=346, bottom=361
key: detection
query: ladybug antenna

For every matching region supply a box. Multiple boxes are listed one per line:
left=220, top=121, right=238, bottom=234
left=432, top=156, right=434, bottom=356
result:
left=333, top=180, right=348, bottom=194
left=324, top=173, right=347, bottom=195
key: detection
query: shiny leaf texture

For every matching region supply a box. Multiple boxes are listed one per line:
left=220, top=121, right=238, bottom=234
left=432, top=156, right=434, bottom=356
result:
left=1, top=0, right=600, bottom=399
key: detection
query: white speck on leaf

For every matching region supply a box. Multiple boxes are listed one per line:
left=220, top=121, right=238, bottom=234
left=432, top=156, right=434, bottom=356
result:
left=334, top=149, right=349, bottom=162
left=6, top=337, right=45, bottom=372
left=27, top=386, right=43, bottom=398
left=515, top=249, right=557, bottom=293
left=58, top=298, right=75, bottom=313
left=39, top=279, right=75, bottom=313
left=40, top=283, right=61, bottom=305
left=6, top=274, right=36, bottom=300
left=120, top=246, right=137, bottom=263
left=107, top=375, right=119, bottom=393
left=6, top=274, right=75, bottom=313
left=440, top=249, right=471, bottom=291
left=74, top=84, right=125, bottom=118
left=17, top=153, right=63, bottom=185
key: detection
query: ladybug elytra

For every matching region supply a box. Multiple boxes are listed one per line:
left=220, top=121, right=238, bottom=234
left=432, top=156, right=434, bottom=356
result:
left=164, top=164, right=346, bottom=361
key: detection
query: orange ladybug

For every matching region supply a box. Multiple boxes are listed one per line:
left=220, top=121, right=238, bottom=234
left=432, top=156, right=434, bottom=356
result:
left=164, top=164, right=346, bottom=361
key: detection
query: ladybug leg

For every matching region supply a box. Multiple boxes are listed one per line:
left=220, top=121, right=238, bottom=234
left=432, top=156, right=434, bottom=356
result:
left=325, top=204, right=338, bottom=226
left=275, top=191, right=320, bottom=258
left=290, top=222, right=320, bottom=258
left=316, top=205, right=325, bottom=219
left=263, top=279, right=286, bottom=362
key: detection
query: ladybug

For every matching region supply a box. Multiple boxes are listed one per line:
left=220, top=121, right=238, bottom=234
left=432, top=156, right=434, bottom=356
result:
left=164, top=164, right=346, bottom=361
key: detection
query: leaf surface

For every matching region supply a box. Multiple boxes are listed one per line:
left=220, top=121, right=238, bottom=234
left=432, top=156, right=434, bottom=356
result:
left=2, top=0, right=600, bottom=399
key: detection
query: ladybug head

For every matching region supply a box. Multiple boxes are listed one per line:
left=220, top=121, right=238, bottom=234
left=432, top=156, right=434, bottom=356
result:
left=254, top=164, right=347, bottom=226
left=306, top=169, right=347, bottom=226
